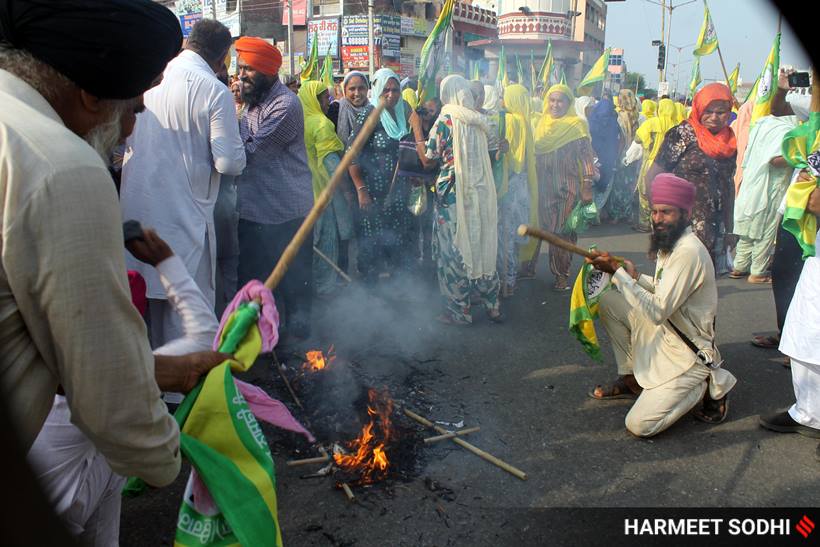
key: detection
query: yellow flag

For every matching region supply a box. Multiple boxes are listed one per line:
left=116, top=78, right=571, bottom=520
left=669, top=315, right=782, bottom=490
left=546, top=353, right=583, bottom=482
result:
left=726, top=63, right=740, bottom=94
left=693, top=5, right=718, bottom=56
left=750, top=33, right=781, bottom=124
left=576, top=48, right=610, bottom=96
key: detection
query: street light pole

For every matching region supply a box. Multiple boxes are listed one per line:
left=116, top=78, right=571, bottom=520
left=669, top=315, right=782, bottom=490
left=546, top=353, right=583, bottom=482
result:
left=367, top=0, right=375, bottom=75
left=288, top=0, right=295, bottom=74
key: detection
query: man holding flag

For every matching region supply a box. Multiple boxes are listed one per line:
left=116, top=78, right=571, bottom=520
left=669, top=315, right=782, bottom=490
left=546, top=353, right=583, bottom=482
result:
left=588, top=174, right=736, bottom=437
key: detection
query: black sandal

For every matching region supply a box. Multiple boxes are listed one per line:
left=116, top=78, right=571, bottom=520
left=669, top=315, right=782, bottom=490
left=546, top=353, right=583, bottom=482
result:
left=588, top=376, right=642, bottom=400
left=693, top=394, right=729, bottom=424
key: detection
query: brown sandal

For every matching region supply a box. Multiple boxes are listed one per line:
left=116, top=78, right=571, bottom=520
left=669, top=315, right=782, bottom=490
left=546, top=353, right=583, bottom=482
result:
left=751, top=334, right=780, bottom=349
left=728, top=270, right=748, bottom=279
left=588, top=376, right=642, bottom=400
left=747, top=274, right=772, bottom=284
left=693, top=394, right=729, bottom=424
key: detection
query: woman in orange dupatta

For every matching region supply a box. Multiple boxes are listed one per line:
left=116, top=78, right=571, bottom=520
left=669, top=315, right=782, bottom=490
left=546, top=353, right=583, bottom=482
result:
left=647, top=83, right=737, bottom=271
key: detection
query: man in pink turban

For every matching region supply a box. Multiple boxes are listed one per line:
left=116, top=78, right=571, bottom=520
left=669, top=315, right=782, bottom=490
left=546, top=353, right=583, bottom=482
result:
left=586, top=173, right=737, bottom=437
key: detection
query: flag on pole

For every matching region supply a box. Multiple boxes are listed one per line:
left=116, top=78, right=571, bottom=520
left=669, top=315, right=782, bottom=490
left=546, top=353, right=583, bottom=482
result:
left=515, top=53, right=525, bottom=86
left=688, top=56, right=702, bottom=97
left=417, top=0, right=454, bottom=101
left=538, top=40, right=554, bottom=89
left=529, top=50, right=537, bottom=91
left=560, top=68, right=567, bottom=86
left=780, top=112, right=820, bottom=258
left=750, top=32, right=781, bottom=124
left=726, top=62, right=740, bottom=94
left=576, top=48, right=610, bottom=96
left=320, top=48, right=334, bottom=91
left=693, top=4, right=718, bottom=56
left=471, top=62, right=480, bottom=81
left=301, top=31, right=319, bottom=81
left=569, top=262, right=613, bottom=361
left=497, top=45, right=509, bottom=88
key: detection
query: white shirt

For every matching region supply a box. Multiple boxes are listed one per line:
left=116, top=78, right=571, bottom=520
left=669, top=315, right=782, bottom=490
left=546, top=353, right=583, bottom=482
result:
left=0, top=69, right=179, bottom=486
left=780, top=254, right=820, bottom=366
left=121, top=50, right=245, bottom=304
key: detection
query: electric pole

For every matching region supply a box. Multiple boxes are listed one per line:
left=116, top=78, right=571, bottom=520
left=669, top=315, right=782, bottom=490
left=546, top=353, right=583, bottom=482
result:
left=367, top=0, right=375, bottom=75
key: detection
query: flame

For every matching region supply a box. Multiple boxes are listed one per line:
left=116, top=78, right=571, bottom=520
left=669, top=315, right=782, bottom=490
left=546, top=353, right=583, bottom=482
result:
left=302, top=345, right=335, bottom=372
left=333, top=388, right=394, bottom=484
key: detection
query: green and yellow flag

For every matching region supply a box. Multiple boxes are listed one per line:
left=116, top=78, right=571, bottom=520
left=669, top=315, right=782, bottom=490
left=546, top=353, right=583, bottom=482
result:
left=301, top=31, right=319, bottom=81
left=569, top=262, right=612, bottom=361
left=515, top=53, right=525, bottom=86
left=471, top=62, right=480, bottom=81
left=538, top=40, right=554, bottom=90
left=576, top=48, right=610, bottom=96
left=174, top=302, right=281, bottom=547
left=781, top=112, right=820, bottom=258
left=750, top=32, right=781, bottom=124
left=688, top=56, right=702, bottom=98
left=497, top=46, right=509, bottom=88
left=417, top=0, right=454, bottom=101
left=693, top=4, right=718, bottom=56
left=320, top=48, right=334, bottom=90
left=727, top=62, right=740, bottom=94
left=560, top=68, right=567, bottom=86
left=529, top=50, right=537, bottom=91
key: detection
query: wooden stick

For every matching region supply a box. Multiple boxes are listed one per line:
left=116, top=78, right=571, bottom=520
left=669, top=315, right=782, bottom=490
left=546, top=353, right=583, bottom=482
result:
left=272, top=352, right=303, bottom=410
left=312, top=245, right=352, bottom=283
left=286, top=455, right=331, bottom=467
left=424, top=426, right=480, bottom=444
left=340, top=482, right=355, bottom=501
left=517, top=224, right=624, bottom=262
left=264, top=100, right=386, bottom=291
left=404, top=409, right=527, bottom=481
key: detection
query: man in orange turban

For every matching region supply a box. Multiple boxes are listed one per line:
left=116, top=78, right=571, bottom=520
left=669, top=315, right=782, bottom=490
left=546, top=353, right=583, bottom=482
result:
left=234, top=36, right=316, bottom=340
left=235, top=36, right=283, bottom=107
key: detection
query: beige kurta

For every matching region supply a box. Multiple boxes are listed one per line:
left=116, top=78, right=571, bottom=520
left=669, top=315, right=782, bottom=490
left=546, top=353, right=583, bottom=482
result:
left=0, top=70, right=180, bottom=486
left=611, top=228, right=736, bottom=398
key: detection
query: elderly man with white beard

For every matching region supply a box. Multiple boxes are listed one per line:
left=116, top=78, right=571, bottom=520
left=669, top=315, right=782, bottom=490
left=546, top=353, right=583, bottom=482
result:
left=0, top=0, right=227, bottom=541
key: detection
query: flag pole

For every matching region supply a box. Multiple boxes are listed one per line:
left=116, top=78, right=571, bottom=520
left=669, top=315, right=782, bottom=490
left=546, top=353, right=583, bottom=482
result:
left=702, top=0, right=736, bottom=106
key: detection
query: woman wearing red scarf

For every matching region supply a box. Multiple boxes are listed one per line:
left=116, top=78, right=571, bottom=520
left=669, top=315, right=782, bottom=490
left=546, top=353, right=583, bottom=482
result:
left=647, top=83, right=737, bottom=271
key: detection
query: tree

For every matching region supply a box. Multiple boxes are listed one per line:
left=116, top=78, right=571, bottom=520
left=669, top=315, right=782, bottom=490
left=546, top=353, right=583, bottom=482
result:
left=623, top=71, right=646, bottom=93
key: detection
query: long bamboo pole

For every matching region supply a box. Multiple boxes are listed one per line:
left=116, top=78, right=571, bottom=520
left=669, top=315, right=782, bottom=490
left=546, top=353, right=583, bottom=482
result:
left=404, top=409, right=527, bottom=480
left=517, top=225, right=624, bottom=262
left=263, top=100, right=386, bottom=291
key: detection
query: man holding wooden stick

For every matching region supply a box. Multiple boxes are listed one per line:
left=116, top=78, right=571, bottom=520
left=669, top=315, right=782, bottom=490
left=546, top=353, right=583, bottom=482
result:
left=587, top=173, right=736, bottom=437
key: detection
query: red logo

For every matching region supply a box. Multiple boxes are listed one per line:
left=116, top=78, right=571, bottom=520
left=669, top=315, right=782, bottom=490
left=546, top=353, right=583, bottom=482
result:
left=796, top=515, right=815, bottom=538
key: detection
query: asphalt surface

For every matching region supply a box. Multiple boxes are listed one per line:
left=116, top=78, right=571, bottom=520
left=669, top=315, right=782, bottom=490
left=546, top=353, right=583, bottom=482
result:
left=121, top=222, right=818, bottom=546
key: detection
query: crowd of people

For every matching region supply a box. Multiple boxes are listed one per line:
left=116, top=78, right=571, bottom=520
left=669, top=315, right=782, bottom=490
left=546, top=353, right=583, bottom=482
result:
left=1, top=0, right=818, bottom=544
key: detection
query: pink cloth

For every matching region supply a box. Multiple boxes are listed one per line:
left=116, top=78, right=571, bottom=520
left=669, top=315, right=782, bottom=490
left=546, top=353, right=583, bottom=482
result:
left=731, top=101, right=753, bottom=195
left=650, top=173, right=696, bottom=213
left=127, top=270, right=147, bottom=316
left=214, top=280, right=280, bottom=353
left=190, top=379, right=314, bottom=514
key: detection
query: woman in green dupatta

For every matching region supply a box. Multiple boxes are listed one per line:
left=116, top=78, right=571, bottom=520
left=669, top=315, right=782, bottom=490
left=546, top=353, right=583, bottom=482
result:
left=298, top=80, right=351, bottom=297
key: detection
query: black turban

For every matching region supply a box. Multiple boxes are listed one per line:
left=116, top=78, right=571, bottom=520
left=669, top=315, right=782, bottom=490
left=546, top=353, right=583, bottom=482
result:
left=0, top=0, right=182, bottom=99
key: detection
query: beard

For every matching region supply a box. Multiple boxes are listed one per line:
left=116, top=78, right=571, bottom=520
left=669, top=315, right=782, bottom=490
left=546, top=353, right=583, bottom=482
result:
left=241, top=73, right=275, bottom=108
left=84, top=110, right=124, bottom=166
left=649, top=216, right=690, bottom=255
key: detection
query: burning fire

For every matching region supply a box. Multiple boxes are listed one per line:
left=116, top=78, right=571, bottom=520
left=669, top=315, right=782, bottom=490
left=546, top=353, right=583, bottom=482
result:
left=302, top=345, right=335, bottom=372
left=333, top=388, right=394, bottom=484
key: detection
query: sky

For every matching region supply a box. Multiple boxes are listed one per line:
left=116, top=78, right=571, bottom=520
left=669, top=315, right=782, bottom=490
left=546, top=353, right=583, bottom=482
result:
left=604, top=0, right=812, bottom=90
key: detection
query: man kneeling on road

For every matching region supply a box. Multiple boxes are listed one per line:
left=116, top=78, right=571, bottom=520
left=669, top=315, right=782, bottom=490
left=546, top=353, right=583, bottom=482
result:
left=587, top=173, right=737, bottom=437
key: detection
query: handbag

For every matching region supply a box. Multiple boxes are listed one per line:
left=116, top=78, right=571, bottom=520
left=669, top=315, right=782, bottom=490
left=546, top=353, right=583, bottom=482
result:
left=398, top=134, right=437, bottom=177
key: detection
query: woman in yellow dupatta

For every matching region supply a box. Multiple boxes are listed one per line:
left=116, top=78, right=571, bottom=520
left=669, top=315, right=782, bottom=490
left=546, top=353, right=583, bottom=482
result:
left=497, top=84, right=538, bottom=296
left=632, top=98, right=677, bottom=230
left=640, top=98, right=657, bottom=122
left=523, top=84, right=595, bottom=290
left=298, top=80, right=350, bottom=296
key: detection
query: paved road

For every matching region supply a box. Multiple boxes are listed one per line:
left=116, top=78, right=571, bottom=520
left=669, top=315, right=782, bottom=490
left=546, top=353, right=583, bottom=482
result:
left=121, top=223, right=818, bottom=546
